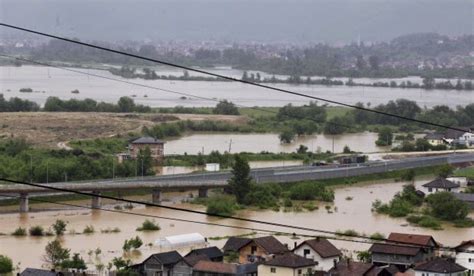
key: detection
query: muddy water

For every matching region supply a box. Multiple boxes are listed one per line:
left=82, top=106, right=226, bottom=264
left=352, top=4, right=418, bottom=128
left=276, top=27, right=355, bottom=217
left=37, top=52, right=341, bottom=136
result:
left=0, top=177, right=472, bottom=271
left=164, top=132, right=389, bottom=155
left=1, top=66, right=472, bottom=108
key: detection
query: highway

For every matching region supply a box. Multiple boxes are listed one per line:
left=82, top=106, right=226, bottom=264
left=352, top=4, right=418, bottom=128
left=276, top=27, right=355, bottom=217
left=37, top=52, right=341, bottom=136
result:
left=1, top=152, right=473, bottom=194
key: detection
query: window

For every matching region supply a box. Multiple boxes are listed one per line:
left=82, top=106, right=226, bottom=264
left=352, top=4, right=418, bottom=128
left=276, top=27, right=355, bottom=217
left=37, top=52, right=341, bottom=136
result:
left=251, top=246, right=257, bottom=254
left=298, top=269, right=302, bottom=275
left=270, top=267, right=276, bottom=273
left=428, top=188, right=432, bottom=192
left=303, top=249, right=310, bottom=257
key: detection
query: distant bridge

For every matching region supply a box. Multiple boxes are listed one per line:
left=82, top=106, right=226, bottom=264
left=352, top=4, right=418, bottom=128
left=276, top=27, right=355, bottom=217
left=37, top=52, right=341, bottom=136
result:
left=1, top=153, right=473, bottom=212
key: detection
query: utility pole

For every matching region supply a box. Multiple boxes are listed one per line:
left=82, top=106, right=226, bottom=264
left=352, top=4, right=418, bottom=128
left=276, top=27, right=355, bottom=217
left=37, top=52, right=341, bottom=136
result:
left=332, top=136, right=335, bottom=153
left=141, top=158, right=144, bottom=179
left=112, top=157, right=115, bottom=180
left=46, top=161, right=49, bottom=184
left=228, top=139, right=233, bottom=153
left=29, top=155, right=33, bottom=183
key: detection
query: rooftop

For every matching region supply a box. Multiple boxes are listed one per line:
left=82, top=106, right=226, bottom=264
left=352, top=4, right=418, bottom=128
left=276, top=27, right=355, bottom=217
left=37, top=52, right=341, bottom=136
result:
left=454, top=240, right=474, bottom=251
left=294, top=238, right=341, bottom=258
left=184, top=254, right=210, bottom=267
left=453, top=192, right=474, bottom=203
left=252, top=236, right=289, bottom=254
left=144, top=250, right=183, bottom=266
left=387, top=232, right=437, bottom=247
left=369, top=243, right=422, bottom=256
left=424, top=133, right=444, bottom=140
left=414, top=258, right=466, bottom=273
left=131, top=136, right=164, bottom=144
left=264, top=253, right=316, bottom=268
left=185, top=246, right=224, bottom=260
left=193, top=260, right=237, bottom=274
left=223, top=237, right=251, bottom=252
left=20, top=268, right=61, bottom=276
left=422, top=178, right=460, bottom=189
left=328, top=260, right=373, bottom=276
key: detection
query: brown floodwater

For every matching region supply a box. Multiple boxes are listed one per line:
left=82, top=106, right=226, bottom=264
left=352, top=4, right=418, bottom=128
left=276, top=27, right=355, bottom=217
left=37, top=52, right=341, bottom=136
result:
left=0, top=177, right=471, bottom=272
left=164, top=132, right=390, bottom=155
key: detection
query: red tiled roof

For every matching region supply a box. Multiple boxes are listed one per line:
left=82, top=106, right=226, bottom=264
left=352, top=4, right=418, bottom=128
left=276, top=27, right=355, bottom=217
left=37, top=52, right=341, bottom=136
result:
left=328, top=261, right=373, bottom=276
left=253, top=236, right=289, bottom=254
left=193, top=261, right=237, bottom=274
left=295, top=238, right=341, bottom=258
left=369, top=243, right=422, bottom=256
left=388, top=233, right=437, bottom=247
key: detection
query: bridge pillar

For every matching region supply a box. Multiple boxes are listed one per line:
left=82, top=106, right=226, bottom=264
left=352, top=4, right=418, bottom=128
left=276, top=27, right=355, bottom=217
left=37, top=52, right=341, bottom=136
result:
left=19, top=193, right=29, bottom=213
left=152, top=189, right=161, bottom=204
left=198, top=188, right=208, bottom=198
left=91, top=191, right=101, bottom=209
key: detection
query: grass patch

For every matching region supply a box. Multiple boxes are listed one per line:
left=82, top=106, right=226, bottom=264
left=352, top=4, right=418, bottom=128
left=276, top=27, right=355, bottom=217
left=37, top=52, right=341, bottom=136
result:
left=406, top=215, right=443, bottom=230
left=454, top=166, right=474, bottom=179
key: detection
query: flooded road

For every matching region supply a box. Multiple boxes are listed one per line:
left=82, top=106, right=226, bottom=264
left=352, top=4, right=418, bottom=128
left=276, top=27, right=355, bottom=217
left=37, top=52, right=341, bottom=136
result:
left=164, top=132, right=390, bottom=155
left=0, top=177, right=471, bottom=271
left=1, top=66, right=472, bottom=108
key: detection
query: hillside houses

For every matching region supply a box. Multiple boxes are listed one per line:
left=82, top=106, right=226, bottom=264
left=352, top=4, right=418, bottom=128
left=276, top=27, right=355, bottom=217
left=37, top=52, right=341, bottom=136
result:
left=19, top=233, right=471, bottom=276
left=424, top=127, right=474, bottom=147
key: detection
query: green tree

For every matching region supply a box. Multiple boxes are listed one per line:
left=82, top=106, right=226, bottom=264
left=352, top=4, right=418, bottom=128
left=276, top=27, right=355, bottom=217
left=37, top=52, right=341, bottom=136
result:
left=0, top=255, right=13, bottom=274
left=357, top=251, right=372, bottom=263
left=375, top=127, right=393, bottom=146
left=137, top=147, right=154, bottom=176
left=212, top=100, right=240, bottom=115
left=52, top=219, right=68, bottom=236
left=118, top=97, right=136, bottom=113
left=43, top=239, right=70, bottom=268
left=426, top=192, right=469, bottom=221
left=296, top=145, right=308, bottom=154
left=228, top=155, right=252, bottom=204
left=438, top=164, right=454, bottom=178
left=323, top=117, right=347, bottom=135
left=61, top=253, right=87, bottom=270
left=279, top=129, right=295, bottom=143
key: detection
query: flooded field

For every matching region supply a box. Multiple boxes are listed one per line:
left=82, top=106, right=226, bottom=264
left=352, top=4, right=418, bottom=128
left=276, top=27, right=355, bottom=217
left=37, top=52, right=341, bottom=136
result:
left=164, top=132, right=390, bottom=155
left=0, top=177, right=471, bottom=271
left=1, top=66, right=472, bottom=108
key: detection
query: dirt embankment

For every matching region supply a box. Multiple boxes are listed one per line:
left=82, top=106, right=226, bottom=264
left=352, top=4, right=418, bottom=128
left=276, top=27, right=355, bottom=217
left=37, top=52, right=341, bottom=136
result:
left=0, top=112, right=247, bottom=148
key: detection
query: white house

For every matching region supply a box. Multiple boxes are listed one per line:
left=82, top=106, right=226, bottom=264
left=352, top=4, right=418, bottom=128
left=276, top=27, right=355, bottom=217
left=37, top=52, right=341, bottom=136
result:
left=444, top=127, right=474, bottom=147
left=293, top=238, right=341, bottom=272
left=414, top=258, right=467, bottom=276
left=421, top=178, right=460, bottom=194
left=447, top=176, right=469, bottom=188
left=455, top=240, right=474, bottom=276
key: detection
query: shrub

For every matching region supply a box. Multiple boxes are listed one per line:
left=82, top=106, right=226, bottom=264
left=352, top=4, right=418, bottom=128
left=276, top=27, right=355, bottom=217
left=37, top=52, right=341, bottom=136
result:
left=52, top=219, right=68, bottom=236
left=426, top=192, right=469, bottom=221
left=136, top=220, right=160, bottom=231
left=244, top=183, right=280, bottom=209
left=11, top=227, right=27, bottom=236
left=288, top=182, right=334, bottom=202
left=83, top=225, right=95, bottom=234
left=29, top=225, right=44, bottom=236
left=207, top=196, right=237, bottom=216
left=0, top=255, right=13, bottom=274
left=336, top=229, right=359, bottom=237
left=407, top=215, right=442, bottom=230
left=123, top=236, right=143, bottom=251
left=302, top=201, right=318, bottom=211
left=369, top=232, right=386, bottom=240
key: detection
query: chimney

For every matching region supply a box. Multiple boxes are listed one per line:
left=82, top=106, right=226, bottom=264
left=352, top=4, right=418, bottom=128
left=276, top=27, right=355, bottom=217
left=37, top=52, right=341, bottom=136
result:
left=294, top=241, right=297, bottom=249
left=333, top=259, right=338, bottom=268
left=346, top=258, right=351, bottom=269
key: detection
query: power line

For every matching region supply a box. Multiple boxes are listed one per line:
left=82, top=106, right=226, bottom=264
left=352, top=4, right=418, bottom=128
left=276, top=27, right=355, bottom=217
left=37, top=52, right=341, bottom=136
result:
left=0, top=193, right=469, bottom=254
left=0, top=54, right=354, bottom=131
left=0, top=23, right=469, bottom=133
left=0, top=177, right=466, bottom=253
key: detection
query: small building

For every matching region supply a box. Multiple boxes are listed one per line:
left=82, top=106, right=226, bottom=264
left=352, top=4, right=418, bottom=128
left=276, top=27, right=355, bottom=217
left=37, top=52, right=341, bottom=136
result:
left=129, top=136, right=165, bottom=163
left=222, top=236, right=289, bottom=264
left=454, top=240, right=474, bottom=275
left=293, top=238, right=342, bottom=271
left=444, top=127, right=474, bottom=147
left=421, top=178, right=460, bottom=194
left=327, top=260, right=373, bottom=276
left=258, top=252, right=319, bottom=276
left=20, top=268, right=63, bottom=276
left=129, top=250, right=193, bottom=276
left=338, top=155, right=367, bottom=164
left=446, top=176, right=469, bottom=188
left=424, top=133, right=445, bottom=146
left=413, top=258, right=467, bottom=276
left=185, top=246, right=224, bottom=262
left=363, top=264, right=400, bottom=276
left=205, top=163, right=220, bottom=172
left=453, top=193, right=474, bottom=209
left=369, top=233, right=438, bottom=269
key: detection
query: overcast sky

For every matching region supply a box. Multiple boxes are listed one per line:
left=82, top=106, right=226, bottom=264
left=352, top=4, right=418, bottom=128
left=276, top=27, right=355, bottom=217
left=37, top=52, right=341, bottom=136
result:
left=1, top=0, right=472, bottom=44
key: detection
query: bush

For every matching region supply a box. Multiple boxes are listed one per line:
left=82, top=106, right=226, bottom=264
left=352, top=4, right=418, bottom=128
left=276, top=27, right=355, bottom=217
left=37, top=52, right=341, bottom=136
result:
left=369, top=232, right=386, bottom=240
left=302, top=201, right=318, bottom=211
left=288, top=182, right=334, bottom=202
left=136, top=220, right=160, bottom=231
left=426, top=192, right=469, bottom=221
left=11, top=227, right=27, bottom=236
left=0, top=255, right=13, bottom=274
left=244, top=183, right=280, bottom=209
left=29, top=225, right=44, bottom=236
left=206, top=196, right=238, bottom=216
left=407, top=215, right=442, bottom=230
left=123, top=236, right=143, bottom=251
left=83, top=225, right=95, bottom=234
left=336, top=229, right=359, bottom=237
left=52, top=219, right=68, bottom=236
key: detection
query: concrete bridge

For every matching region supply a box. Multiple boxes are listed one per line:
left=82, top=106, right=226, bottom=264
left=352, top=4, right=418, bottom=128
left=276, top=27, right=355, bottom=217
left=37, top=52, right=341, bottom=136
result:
left=1, top=153, right=473, bottom=212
